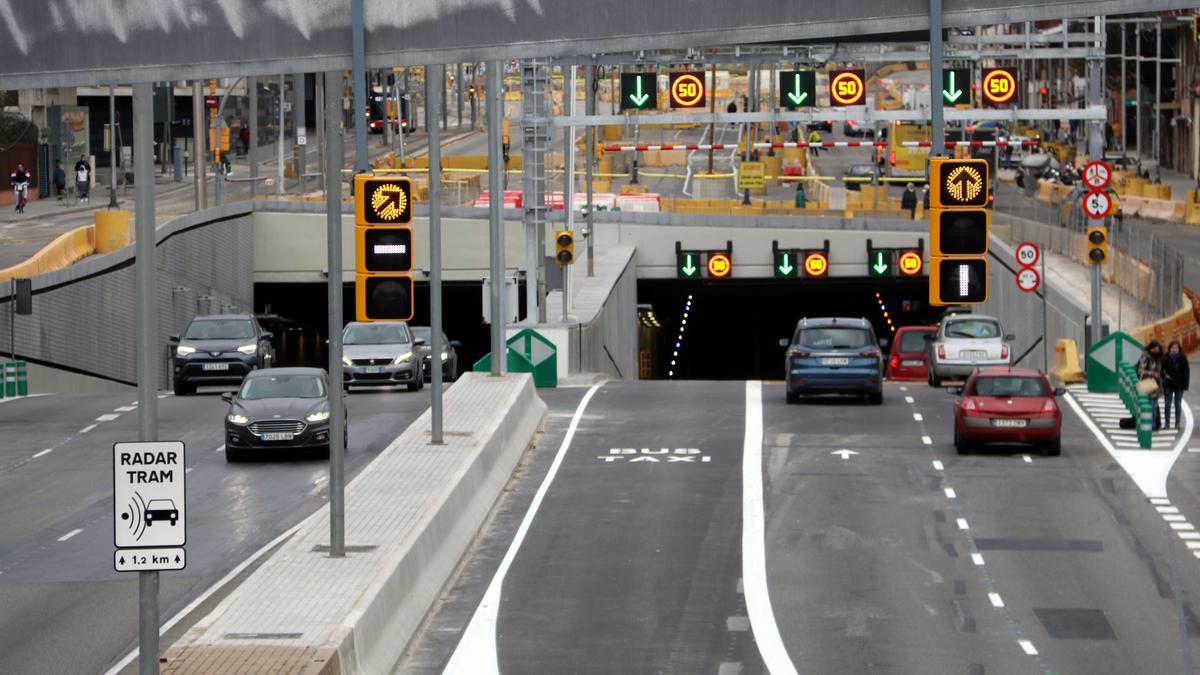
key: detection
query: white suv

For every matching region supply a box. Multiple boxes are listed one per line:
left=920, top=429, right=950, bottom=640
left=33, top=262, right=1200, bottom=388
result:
left=927, top=315, right=1014, bottom=387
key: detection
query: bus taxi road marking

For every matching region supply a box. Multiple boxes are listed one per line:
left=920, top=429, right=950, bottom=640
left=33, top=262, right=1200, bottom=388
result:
left=596, top=448, right=712, bottom=463
left=58, top=528, right=83, bottom=542
left=443, top=385, right=602, bottom=675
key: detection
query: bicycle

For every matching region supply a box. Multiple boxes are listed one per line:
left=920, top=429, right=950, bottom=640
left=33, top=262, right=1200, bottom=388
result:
left=12, top=182, right=28, bottom=214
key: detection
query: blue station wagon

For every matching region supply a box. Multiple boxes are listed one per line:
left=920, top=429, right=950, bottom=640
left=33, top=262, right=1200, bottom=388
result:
left=783, top=317, right=885, bottom=404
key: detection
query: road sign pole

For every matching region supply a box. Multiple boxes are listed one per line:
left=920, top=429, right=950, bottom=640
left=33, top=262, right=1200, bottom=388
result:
left=1091, top=254, right=1102, bottom=349
left=324, top=70, right=346, bottom=558
left=426, top=64, right=444, bottom=445
left=191, top=81, right=205, bottom=210
left=562, top=64, right=575, bottom=323
left=1042, top=253, right=1049, bottom=371
left=585, top=65, right=595, bottom=278
left=351, top=0, right=368, bottom=174
left=929, top=0, right=945, bottom=154
left=488, top=61, right=505, bottom=375
left=133, top=80, right=161, bottom=675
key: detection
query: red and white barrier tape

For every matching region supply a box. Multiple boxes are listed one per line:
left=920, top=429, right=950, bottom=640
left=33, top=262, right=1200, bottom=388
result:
left=599, top=140, right=1040, bottom=152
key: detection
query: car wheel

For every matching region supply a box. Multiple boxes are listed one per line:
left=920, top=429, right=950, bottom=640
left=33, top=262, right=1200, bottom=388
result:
left=868, top=391, right=883, bottom=405
left=786, top=391, right=800, bottom=404
left=407, top=381, right=421, bottom=392
left=929, top=369, right=942, bottom=388
left=1042, top=438, right=1061, bottom=457
left=955, top=428, right=971, bottom=455
left=225, top=447, right=245, bottom=462
left=173, top=380, right=193, bottom=396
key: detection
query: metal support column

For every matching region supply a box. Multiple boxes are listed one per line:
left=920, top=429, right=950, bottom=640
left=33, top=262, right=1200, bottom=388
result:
left=1136, top=22, right=1142, bottom=158
left=295, top=73, right=307, bottom=195
left=1121, top=22, right=1126, bottom=153
left=1155, top=16, right=1162, bottom=168
left=470, top=64, right=478, bottom=131
left=192, top=81, right=205, bottom=209
left=487, top=62, right=506, bottom=375
left=315, top=74, right=326, bottom=197
left=324, top=71, right=346, bottom=558
left=109, top=85, right=119, bottom=208
left=457, top=63, right=465, bottom=128
left=426, top=65, right=445, bottom=444
left=133, top=80, right=160, bottom=675
left=522, top=60, right=551, bottom=324
left=1087, top=16, right=1105, bottom=162
left=383, top=70, right=394, bottom=149
left=277, top=75, right=285, bottom=197
left=249, top=76, right=259, bottom=199
left=352, top=0, right=368, bottom=174
left=585, top=65, right=595, bottom=278
left=930, top=0, right=945, bottom=154
left=562, top=65, right=576, bottom=322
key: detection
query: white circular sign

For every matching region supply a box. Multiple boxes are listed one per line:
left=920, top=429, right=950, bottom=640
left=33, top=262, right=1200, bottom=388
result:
left=1083, top=191, right=1112, bottom=220
left=1083, top=161, right=1112, bottom=191
left=1015, top=241, right=1040, bottom=268
left=1016, top=267, right=1041, bottom=293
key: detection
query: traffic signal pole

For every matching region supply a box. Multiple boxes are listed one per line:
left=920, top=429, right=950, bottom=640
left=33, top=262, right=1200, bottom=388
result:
left=324, top=70, right=346, bottom=558
left=929, top=0, right=945, bottom=154
left=487, top=61, right=505, bottom=375
left=1088, top=15, right=1105, bottom=349
left=351, top=0, right=368, bottom=174
left=426, top=65, right=445, bottom=444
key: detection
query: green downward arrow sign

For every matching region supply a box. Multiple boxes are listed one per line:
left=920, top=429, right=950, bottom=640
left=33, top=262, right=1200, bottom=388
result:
left=778, top=252, right=795, bottom=276
left=681, top=253, right=697, bottom=277
left=943, top=70, right=964, bottom=103
left=787, top=74, right=808, bottom=106
left=872, top=251, right=890, bottom=275
left=629, top=76, right=650, bottom=107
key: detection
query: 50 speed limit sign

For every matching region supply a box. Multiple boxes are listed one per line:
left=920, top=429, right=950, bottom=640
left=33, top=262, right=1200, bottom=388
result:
left=1015, top=242, right=1039, bottom=268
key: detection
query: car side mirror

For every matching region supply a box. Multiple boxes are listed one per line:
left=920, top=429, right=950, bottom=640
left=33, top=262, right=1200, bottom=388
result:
left=947, top=386, right=963, bottom=395
left=220, top=392, right=234, bottom=403
left=262, top=332, right=274, bottom=340
left=1053, top=387, right=1066, bottom=397
left=778, top=338, right=790, bottom=348
left=1004, top=333, right=1016, bottom=342
left=450, top=340, right=462, bottom=349
left=169, top=334, right=180, bottom=343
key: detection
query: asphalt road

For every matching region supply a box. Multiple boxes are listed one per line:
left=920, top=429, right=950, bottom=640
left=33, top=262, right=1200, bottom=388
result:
left=0, top=385, right=433, bottom=675
left=404, top=379, right=1200, bottom=674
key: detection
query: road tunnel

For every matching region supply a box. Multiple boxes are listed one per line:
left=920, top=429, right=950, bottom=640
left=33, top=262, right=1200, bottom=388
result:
left=637, top=277, right=948, bottom=381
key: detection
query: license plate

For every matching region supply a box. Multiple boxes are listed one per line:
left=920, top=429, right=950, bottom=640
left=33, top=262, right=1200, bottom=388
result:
left=260, top=432, right=294, bottom=441
left=961, top=350, right=988, bottom=360
left=822, top=357, right=850, bottom=366
left=902, top=359, right=923, bottom=366
left=364, top=366, right=384, bottom=374
left=202, top=363, right=230, bottom=371
left=992, top=419, right=1028, bottom=428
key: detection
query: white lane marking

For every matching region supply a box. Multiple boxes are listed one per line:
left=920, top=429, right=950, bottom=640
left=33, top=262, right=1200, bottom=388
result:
left=1163, top=515, right=1187, bottom=522
left=1187, top=541, right=1200, bottom=550
left=922, top=436, right=932, bottom=445
left=1063, top=392, right=1194, bottom=499
left=1194, top=552, right=1200, bottom=559
left=1018, top=640, right=1039, bottom=655
left=95, top=414, right=120, bottom=422
left=32, top=448, right=52, bottom=459
left=900, top=386, right=908, bottom=391
left=103, top=521, right=307, bottom=675
left=58, top=528, right=83, bottom=542
left=1021, top=455, right=1033, bottom=463
left=971, top=553, right=985, bottom=566
left=905, top=396, right=914, bottom=403
left=215, top=445, right=225, bottom=453
left=913, top=413, right=923, bottom=422
left=1158, top=506, right=1181, bottom=514
left=157, top=393, right=171, bottom=399
left=989, top=593, right=1005, bottom=608
left=1180, top=532, right=1200, bottom=540
left=79, top=424, right=96, bottom=434
left=1172, top=522, right=1195, bottom=531
left=185, top=467, right=194, bottom=474
left=932, top=460, right=944, bottom=471
left=944, top=488, right=957, bottom=499
left=443, top=384, right=604, bottom=675
left=957, top=518, right=969, bottom=530
left=1189, top=448, right=1200, bottom=453
left=115, top=406, right=137, bottom=412
left=1150, top=498, right=1172, bottom=505
left=737, top=381, right=799, bottom=675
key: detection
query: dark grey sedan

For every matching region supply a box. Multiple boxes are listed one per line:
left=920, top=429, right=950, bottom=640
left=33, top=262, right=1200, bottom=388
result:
left=411, top=326, right=461, bottom=382
left=222, top=368, right=344, bottom=462
left=172, top=314, right=274, bottom=395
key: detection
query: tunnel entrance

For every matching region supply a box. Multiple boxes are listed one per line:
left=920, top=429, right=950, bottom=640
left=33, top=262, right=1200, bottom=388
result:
left=255, top=281, right=524, bottom=370
left=637, top=278, right=949, bottom=381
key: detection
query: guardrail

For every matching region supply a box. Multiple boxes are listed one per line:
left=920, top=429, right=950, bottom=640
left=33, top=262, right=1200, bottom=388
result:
left=1117, top=362, right=1154, bottom=449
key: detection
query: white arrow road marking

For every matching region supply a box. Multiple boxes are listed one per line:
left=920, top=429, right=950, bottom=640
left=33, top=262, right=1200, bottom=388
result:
left=832, top=449, right=858, bottom=459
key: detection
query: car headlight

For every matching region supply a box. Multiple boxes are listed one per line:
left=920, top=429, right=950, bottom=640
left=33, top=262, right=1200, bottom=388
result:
left=176, top=345, right=196, bottom=356
left=226, top=413, right=249, bottom=425
left=236, top=344, right=258, bottom=355
left=306, top=410, right=331, bottom=423
left=441, top=352, right=449, bottom=361
left=342, top=356, right=353, bottom=367
left=393, top=351, right=413, bottom=365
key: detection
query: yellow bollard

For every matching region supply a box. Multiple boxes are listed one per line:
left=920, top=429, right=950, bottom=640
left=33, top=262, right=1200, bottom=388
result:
left=94, top=210, right=131, bottom=254
left=1052, top=339, right=1086, bottom=384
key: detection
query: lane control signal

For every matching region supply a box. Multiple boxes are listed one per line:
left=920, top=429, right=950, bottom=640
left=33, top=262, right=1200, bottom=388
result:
left=929, top=158, right=990, bottom=305
left=354, top=175, right=414, bottom=321
left=555, top=230, right=575, bottom=266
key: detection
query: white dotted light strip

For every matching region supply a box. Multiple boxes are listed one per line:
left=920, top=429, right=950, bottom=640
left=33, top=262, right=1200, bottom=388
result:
left=668, top=294, right=693, bottom=379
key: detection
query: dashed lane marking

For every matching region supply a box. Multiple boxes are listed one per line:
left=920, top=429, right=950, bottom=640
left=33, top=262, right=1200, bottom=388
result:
left=912, top=413, right=923, bottom=422
left=79, top=424, right=96, bottom=434
left=971, top=553, right=985, bottom=566
left=944, top=488, right=957, bottom=499
left=957, top=518, right=970, bottom=530
left=1021, top=455, right=1033, bottom=463
left=1158, top=506, right=1181, bottom=514
left=922, top=436, right=932, bottom=445
left=932, top=460, right=944, bottom=471
left=115, top=406, right=137, bottom=412
left=95, top=414, right=120, bottom=422
left=1018, top=640, right=1039, bottom=656
left=58, top=528, right=83, bottom=542
left=31, top=448, right=51, bottom=459
left=905, top=396, right=914, bottom=403
left=989, top=593, right=1005, bottom=608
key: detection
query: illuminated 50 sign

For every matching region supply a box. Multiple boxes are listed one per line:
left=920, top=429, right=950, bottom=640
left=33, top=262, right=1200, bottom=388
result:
left=829, top=70, right=865, bottom=106
left=669, top=72, right=706, bottom=108
left=982, top=68, right=1017, bottom=106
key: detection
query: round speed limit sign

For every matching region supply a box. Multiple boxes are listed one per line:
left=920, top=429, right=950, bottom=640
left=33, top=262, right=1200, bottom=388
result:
left=1083, top=191, right=1112, bottom=219
left=1015, top=242, right=1039, bottom=268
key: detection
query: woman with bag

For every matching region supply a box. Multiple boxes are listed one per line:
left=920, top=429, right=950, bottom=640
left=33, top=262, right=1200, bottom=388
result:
left=1163, top=340, right=1190, bottom=430
left=1137, top=340, right=1165, bottom=430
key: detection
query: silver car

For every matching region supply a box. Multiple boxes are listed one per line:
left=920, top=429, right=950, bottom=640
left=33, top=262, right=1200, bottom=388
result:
left=927, top=314, right=1014, bottom=387
left=341, top=321, right=424, bottom=392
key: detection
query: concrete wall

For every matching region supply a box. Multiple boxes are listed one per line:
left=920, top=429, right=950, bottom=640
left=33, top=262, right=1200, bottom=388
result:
left=981, top=235, right=1089, bottom=373
left=0, top=202, right=255, bottom=391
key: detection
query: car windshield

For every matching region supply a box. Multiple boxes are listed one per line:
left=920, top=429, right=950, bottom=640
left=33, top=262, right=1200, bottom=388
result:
left=898, top=331, right=931, bottom=353
left=239, top=374, right=326, bottom=400
left=184, top=319, right=255, bottom=340
left=971, top=376, right=1047, bottom=397
left=943, top=319, right=1000, bottom=339
left=797, top=327, right=871, bottom=349
left=344, top=324, right=409, bottom=345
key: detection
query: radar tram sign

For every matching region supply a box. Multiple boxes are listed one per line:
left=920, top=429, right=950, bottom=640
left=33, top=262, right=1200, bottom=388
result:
left=113, top=441, right=186, bottom=572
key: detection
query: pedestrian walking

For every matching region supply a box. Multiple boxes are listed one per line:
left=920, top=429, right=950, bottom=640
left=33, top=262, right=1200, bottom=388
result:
left=9, top=163, right=29, bottom=213
left=921, top=184, right=930, bottom=213
left=807, top=129, right=822, bottom=157
left=1137, top=340, right=1165, bottom=431
left=74, top=156, right=91, bottom=203
left=239, top=124, right=250, bottom=157
left=1163, top=340, right=1190, bottom=430
left=52, top=161, right=66, bottom=201
left=901, top=182, right=918, bottom=220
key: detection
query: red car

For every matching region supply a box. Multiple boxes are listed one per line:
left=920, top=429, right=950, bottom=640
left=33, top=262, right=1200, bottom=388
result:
left=951, top=367, right=1064, bottom=456
left=887, top=325, right=937, bottom=381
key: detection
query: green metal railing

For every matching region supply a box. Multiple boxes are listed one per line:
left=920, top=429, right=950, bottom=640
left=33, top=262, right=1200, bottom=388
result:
left=1117, top=362, right=1153, bottom=449
left=2, top=360, right=27, bottom=398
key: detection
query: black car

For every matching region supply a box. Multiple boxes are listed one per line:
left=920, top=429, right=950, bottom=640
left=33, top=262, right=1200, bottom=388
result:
left=411, top=326, right=462, bottom=382
left=842, top=163, right=880, bottom=191
left=222, top=368, right=344, bottom=462
left=172, top=314, right=274, bottom=395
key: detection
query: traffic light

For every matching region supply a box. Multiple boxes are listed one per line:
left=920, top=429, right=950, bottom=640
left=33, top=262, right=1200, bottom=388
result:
left=1086, top=227, right=1108, bottom=265
left=354, top=174, right=414, bottom=322
left=555, top=230, right=575, bottom=266
left=929, top=158, right=990, bottom=305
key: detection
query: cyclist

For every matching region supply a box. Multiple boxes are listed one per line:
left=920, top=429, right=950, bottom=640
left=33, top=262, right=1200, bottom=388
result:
left=9, top=163, right=29, bottom=213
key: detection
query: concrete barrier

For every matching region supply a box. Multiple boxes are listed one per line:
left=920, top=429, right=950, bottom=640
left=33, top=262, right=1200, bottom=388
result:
left=94, top=210, right=130, bottom=253
left=162, top=373, right=546, bottom=674
left=0, top=225, right=95, bottom=283
left=1052, top=339, right=1086, bottom=383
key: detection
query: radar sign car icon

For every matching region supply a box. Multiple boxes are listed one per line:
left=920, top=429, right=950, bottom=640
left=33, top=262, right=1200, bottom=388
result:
left=144, top=499, right=179, bottom=527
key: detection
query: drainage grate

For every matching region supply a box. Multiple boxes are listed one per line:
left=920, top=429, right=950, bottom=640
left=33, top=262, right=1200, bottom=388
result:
left=223, top=632, right=303, bottom=640
left=311, top=544, right=378, bottom=553
left=1033, top=608, right=1116, bottom=640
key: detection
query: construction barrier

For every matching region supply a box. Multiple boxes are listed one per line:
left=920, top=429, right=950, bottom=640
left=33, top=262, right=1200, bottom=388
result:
left=3, top=360, right=27, bottom=398
left=94, top=210, right=131, bottom=254
left=0, top=225, right=95, bottom=284
left=1051, top=339, right=1086, bottom=383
